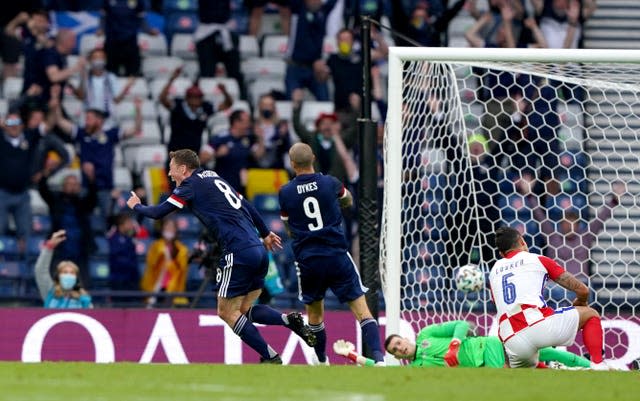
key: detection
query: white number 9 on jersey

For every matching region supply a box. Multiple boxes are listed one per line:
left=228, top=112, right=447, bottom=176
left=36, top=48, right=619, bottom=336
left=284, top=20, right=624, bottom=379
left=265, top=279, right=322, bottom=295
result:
left=303, top=197, right=324, bottom=231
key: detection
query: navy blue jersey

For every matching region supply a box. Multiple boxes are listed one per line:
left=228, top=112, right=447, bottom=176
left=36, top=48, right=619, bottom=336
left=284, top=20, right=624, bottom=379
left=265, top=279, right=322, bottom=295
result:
left=167, top=169, right=263, bottom=254
left=279, top=173, right=348, bottom=259
left=76, top=126, right=120, bottom=190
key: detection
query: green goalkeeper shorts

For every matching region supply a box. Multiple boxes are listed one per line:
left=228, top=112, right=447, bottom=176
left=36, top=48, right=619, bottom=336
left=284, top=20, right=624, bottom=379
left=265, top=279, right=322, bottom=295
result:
left=482, top=337, right=506, bottom=368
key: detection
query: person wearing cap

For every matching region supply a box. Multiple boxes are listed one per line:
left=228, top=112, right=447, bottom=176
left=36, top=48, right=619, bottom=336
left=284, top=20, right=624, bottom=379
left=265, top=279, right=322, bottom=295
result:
left=0, top=110, right=40, bottom=253
left=160, top=66, right=232, bottom=159
left=291, top=89, right=356, bottom=185
left=52, top=94, right=142, bottom=223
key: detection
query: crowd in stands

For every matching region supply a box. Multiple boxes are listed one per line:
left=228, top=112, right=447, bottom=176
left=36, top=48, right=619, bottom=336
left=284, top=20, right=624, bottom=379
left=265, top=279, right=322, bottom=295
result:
left=0, top=0, right=621, bottom=310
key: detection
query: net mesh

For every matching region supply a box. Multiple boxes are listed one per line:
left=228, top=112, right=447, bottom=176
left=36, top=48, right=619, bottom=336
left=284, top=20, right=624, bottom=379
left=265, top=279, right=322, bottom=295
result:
left=381, top=58, right=639, bottom=361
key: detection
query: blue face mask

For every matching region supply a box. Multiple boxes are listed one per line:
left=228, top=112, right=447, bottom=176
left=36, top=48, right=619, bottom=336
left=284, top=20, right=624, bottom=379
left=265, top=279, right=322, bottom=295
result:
left=59, top=273, right=77, bottom=290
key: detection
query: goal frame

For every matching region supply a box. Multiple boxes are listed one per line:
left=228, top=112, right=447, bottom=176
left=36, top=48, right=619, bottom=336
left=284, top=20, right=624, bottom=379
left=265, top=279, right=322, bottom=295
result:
left=384, top=46, right=640, bottom=341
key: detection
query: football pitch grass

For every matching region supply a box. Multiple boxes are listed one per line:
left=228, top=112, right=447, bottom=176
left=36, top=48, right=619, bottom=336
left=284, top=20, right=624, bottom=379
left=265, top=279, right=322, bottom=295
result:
left=1, top=362, right=636, bottom=401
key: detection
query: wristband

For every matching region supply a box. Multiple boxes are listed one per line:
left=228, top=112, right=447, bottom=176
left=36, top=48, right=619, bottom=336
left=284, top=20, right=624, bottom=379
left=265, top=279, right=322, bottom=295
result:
left=347, top=352, right=359, bottom=363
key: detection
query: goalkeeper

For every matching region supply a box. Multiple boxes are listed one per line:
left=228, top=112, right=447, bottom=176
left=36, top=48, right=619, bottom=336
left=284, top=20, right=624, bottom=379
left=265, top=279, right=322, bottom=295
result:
left=334, top=320, right=591, bottom=368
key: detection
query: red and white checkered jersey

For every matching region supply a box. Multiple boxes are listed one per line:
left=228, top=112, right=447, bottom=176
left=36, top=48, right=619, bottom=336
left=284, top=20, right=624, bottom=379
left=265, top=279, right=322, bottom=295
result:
left=489, top=250, right=565, bottom=341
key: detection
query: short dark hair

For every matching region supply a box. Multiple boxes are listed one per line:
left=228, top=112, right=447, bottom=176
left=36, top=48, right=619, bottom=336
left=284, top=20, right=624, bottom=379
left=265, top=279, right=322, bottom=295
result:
left=114, top=212, right=133, bottom=228
left=169, top=149, right=200, bottom=170
left=495, top=226, right=521, bottom=254
left=229, top=109, right=246, bottom=126
left=384, top=334, right=401, bottom=352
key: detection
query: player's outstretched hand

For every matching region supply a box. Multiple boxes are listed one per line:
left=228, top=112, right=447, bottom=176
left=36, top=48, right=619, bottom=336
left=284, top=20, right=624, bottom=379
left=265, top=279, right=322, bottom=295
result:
left=333, top=340, right=355, bottom=357
left=263, top=231, right=282, bottom=251
left=126, top=191, right=141, bottom=210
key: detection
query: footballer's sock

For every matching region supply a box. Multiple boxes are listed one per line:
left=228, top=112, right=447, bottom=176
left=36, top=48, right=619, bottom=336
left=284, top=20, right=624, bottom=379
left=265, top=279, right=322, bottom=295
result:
left=309, top=322, right=327, bottom=362
left=233, top=314, right=277, bottom=360
left=539, top=348, right=591, bottom=368
left=246, top=305, right=287, bottom=326
left=582, top=316, right=604, bottom=364
left=360, top=318, right=385, bottom=363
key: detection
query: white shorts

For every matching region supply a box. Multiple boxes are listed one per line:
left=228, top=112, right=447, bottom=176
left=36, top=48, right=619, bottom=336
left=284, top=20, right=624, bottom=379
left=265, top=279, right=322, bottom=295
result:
left=503, top=306, right=579, bottom=368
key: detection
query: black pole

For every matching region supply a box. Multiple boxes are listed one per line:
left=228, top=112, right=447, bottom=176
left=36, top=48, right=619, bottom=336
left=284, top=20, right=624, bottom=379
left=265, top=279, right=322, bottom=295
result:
left=358, top=16, right=380, bottom=359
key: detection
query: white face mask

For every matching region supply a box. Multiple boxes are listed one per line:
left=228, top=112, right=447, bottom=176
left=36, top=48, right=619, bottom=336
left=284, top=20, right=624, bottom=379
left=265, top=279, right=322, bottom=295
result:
left=162, top=230, right=176, bottom=240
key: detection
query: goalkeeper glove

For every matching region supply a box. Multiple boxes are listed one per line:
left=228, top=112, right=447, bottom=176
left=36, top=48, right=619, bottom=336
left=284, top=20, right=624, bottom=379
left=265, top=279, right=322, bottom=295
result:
left=333, top=340, right=375, bottom=366
left=444, top=339, right=461, bottom=367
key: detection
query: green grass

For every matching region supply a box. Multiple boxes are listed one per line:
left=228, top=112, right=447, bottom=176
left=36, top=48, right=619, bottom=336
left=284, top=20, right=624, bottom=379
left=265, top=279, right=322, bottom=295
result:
left=1, top=362, right=637, bottom=401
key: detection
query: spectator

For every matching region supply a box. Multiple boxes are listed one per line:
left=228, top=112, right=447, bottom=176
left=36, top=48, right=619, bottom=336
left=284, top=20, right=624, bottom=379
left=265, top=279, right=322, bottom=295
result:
left=253, top=93, right=291, bottom=169
left=37, top=168, right=97, bottom=288
left=324, top=28, right=363, bottom=117
left=35, top=230, right=93, bottom=308
left=194, top=0, right=246, bottom=99
left=390, top=0, right=468, bottom=47
left=77, top=48, right=136, bottom=129
left=141, top=218, right=189, bottom=307
left=285, top=0, right=338, bottom=101
left=0, top=2, right=43, bottom=79
left=38, top=29, right=85, bottom=104
left=53, top=94, right=142, bottom=223
left=292, top=88, right=356, bottom=185
left=246, top=0, right=291, bottom=36
left=108, top=213, right=140, bottom=301
left=4, top=9, right=52, bottom=95
left=0, top=110, right=41, bottom=254
left=160, top=66, right=232, bottom=156
left=98, top=0, right=159, bottom=76
left=200, top=109, right=263, bottom=194
left=533, top=0, right=596, bottom=49
left=343, top=0, right=385, bottom=30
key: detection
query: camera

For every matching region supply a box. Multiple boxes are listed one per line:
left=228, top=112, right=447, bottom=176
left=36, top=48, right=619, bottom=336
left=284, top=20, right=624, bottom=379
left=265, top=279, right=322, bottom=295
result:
left=188, top=229, right=222, bottom=274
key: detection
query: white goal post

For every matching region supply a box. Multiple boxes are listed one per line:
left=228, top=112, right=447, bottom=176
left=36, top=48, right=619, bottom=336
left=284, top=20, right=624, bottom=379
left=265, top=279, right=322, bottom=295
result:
left=382, top=47, right=640, bottom=367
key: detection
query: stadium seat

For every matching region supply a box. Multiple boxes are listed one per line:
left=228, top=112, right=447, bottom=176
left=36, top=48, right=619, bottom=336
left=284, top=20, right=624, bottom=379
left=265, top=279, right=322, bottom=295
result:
left=45, top=168, right=81, bottom=192
left=199, top=77, right=241, bottom=103
left=300, top=101, right=334, bottom=130
left=165, top=11, right=198, bottom=37
left=116, top=77, right=149, bottom=101
left=29, top=190, right=49, bottom=216
left=181, top=60, right=200, bottom=81
left=322, top=35, right=337, bottom=57
left=248, top=79, right=286, bottom=107
left=253, top=194, right=280, bottom=213
left=113, top=167, right=133, bottom=191
left=175, top=213, right=203, bottom=237
left=0, top=236, right=19, bottom=258
left=114, top=99, right=158, bottom=123
left=239, top=35, right=259, bottom=60
left=263, top=213, right=286, bottom=235
left=0, top=261, right=23, bottom=296
left=2, top=77, right=23, bottom=100
left=142, top=56, right=184, bottom=80
left=113, top=144, right=124, bottom=167
left=274, top=101, right=293, bottom=121
left=0, top=98, right=8, bottom=116
left=135, top=238, right=154, bottom=260
left=78, top=34, right=104, bottom=56
left=89, top=258, right=110, bottom=282
left=27, top=235, right=45, bottom=257
left=241, top=57, right=287, bottom=82
left=122, top=144, right=167, bottom=174
left=138, top=33, right=168, bottom=57
left=163, top=0, right=197, bottom=12
left=150, top=77, right=192, bottom=100
left=90, top=214, right=107, bottom=234
left=170, top=33, right=197, bottom=59
left=261, top=35, right=289, bottom=58
left=94, top=236, right=109, bottom=257
left=32, top=214, right=51, bottom=235
left=62, top=98, right=84, bottom=124
left=121, top=120, right=163, bottom=145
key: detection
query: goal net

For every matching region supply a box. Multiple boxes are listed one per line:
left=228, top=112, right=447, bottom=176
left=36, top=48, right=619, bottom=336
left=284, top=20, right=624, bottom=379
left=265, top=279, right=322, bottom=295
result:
left=382, top=47, right=640, bottom=368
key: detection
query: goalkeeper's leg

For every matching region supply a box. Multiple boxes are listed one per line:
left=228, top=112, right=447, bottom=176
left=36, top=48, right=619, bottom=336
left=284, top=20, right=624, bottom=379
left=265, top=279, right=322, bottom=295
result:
left=539, top=347, right=591, bottom=368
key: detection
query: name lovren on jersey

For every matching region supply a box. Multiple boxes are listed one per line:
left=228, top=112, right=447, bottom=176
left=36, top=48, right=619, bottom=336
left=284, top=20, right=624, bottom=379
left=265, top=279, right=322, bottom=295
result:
left=197, top=170, right=219, bottom=179
left=297, top=182, right=318, bottom=194
left=496, top=258, right=524, bottom=273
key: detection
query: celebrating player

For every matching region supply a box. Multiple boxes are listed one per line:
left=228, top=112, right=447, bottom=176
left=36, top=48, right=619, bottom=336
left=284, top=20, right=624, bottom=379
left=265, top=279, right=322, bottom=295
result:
left=333, top=320, right=591, bottom=369
left=127, top=149, right=316, bottom=363
left=278, top=143, right=385, bottom=365
left=488, top=226, right=609, bottom=369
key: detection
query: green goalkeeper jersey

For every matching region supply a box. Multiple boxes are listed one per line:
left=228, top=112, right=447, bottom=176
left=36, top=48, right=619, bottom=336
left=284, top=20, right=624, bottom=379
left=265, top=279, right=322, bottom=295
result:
left=410, top=321, right=486, bottom=367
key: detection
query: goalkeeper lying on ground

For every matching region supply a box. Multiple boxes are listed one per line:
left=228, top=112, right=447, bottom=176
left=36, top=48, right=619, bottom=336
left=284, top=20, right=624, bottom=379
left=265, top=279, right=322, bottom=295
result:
left=334, top=320, right=591, bottom=368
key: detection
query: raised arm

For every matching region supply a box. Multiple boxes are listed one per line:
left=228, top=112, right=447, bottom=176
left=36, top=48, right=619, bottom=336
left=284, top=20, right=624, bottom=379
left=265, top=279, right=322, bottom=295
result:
left=4, top=12, right=29, bottom=38
left=127, top=191, right=179, bottom=219
left=121, top=97, right=143, bottom=139
left=465, top=12, right=493, bottom=48
left=291, top=89, right=314, bottom=143
left=159, top=67, right=182, bottom=110
left=35, top=230, right=67, bottom=300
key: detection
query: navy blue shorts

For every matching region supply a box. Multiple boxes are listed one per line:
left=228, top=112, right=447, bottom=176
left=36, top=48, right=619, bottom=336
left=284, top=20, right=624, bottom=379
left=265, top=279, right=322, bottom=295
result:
left=296, top=252, right=368, bottom=304
left=216, top=245, right=268, bottom=299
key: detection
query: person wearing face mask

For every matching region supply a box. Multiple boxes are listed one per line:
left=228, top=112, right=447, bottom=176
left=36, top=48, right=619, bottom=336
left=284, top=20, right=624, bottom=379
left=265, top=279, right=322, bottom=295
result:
left=77, top=48, right=135, bottom=129
left=324, top=28, right=362, bottom=118
left=253, top=93, right=291, bottom=170
left=141, top=218, right=189, bottom=307
left=35, top=230, right=93, bottom=309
